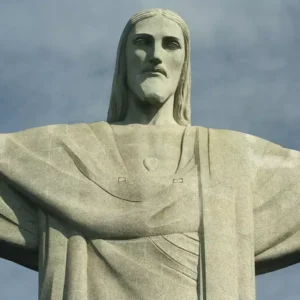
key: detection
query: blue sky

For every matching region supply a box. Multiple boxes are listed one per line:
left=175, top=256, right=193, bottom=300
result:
left=0, top=0, right=300, bottom=299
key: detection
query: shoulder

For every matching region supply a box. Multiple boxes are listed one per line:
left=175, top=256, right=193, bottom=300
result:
left=193, top=125, right=271, bottom=157
left=3, top=122, right=93, bottom=150
left=3, top=121, right=111, bottom=148
left=7, top=123, right=67, bottom=138
left=5, top=121, right=107, bottom=139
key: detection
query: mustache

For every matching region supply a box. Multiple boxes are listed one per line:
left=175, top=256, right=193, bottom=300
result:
left=142, top=66, right=167, bottom=77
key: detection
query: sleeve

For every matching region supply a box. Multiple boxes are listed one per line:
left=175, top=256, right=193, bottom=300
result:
left=0, top=133, right=38, bottom=271
left=253, top=139, right=300, bottom=275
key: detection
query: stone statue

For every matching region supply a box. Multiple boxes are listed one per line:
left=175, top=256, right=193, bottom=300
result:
left=1, top=8, right=300, bottom=300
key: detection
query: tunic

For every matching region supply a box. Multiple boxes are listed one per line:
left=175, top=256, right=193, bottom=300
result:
left=1, top=121, right=300, bottom=300
left=85, top=124, right=200, bottom=300
left=0, top=122, right=200, bottom=299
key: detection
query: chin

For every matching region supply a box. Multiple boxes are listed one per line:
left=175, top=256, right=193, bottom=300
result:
left=143, top=92, right=169, bottom=104
left=145, top=95, right=166, bottom=106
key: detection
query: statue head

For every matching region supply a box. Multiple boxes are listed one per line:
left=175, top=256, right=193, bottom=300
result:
left=106, top=8, right=191, bottom=126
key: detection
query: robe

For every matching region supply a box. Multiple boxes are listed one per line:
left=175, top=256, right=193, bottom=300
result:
left=0, top=121, right=300, bottom=299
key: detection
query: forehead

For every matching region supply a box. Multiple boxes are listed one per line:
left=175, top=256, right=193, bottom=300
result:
left=129, top=15, right=184, bottom=40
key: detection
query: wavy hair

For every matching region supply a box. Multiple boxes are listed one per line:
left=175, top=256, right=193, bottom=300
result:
left=106, top=8, right=191, bottom=125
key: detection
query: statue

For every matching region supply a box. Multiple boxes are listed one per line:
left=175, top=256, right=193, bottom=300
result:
left=1, top=8, right=300, bottom=300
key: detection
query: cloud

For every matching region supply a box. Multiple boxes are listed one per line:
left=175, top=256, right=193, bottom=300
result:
left=0, top=1, right=300, bottom=299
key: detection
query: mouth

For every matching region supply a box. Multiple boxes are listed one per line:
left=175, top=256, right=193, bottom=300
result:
left=145, top=71, right=164, bottom=77
left=143, top=68, right=167, bottom=77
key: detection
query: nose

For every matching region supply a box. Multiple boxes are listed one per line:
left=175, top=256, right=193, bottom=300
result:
left=149, top=41, right=163, bottom=65
left=150, top=57, right=162, bottom=65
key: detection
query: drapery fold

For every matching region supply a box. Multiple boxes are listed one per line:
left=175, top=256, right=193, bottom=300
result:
left=1, top=122, right=300, bottom=299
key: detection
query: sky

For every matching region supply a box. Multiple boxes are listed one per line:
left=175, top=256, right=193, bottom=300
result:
left=0, top=0, right=300, bottom=299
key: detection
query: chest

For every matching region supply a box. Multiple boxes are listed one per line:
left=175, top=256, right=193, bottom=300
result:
left=111, top=125, right=195, bottom=176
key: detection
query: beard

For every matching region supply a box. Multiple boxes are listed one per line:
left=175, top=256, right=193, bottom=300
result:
left=143, top=92, right=167, bottom=106
left=139, top=78, right=170, bottom=106
left=131, top=93, right=166, bottom=112
left=127, top=74, right=175, bottom=110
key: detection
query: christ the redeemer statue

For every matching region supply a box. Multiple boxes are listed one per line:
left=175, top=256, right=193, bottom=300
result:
left=1, top=8, right=300, bottom=300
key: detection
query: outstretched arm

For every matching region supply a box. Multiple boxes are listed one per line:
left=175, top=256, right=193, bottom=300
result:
left=0, top=133, right=38, bottom=271
left=254, top=139, right=300, bottom=275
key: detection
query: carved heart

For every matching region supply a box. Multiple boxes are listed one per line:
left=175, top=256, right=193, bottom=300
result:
left=143, top=157, right=158, bottom=172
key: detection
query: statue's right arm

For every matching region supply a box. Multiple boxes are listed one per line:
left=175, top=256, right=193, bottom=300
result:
left=0, top=133, right=38, bottom=271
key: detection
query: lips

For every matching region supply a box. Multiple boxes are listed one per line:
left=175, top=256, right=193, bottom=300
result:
left=143, top=67, right=166, bottom=77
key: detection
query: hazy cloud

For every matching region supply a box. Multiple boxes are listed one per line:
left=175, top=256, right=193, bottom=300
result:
left=0, top=1, right=300, bottom=299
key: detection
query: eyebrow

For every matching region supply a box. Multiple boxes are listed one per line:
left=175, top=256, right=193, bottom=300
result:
left=132, top=33, right=182, bottom=41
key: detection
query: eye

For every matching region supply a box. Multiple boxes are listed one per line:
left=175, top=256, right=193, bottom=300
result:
left=134, top=37, right=151, bottom=46
left=164, top=39, right=181, bottom=50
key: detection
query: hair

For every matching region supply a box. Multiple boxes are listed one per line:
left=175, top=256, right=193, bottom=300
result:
left=106, top=8, right=191, bottom=126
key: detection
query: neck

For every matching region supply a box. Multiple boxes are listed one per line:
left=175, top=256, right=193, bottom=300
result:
left=119, top=91, right=181, bottom=126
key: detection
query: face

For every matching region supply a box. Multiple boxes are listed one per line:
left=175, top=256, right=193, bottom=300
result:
left=125, top=15, right=185, bottom=106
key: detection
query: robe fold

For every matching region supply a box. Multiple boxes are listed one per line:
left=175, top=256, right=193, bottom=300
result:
left=0, top=121, right=300, bottom=299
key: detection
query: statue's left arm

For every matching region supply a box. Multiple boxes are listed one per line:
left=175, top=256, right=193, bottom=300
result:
left=0, top=132, right=38, bottom=270
left=254, top=139, right=300, bottom=275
